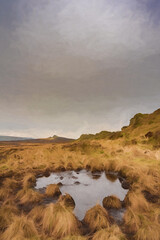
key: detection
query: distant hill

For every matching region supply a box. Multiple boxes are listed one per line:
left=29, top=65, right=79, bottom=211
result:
left=79, top=108, right=160, bottom=147
left=31, top=135, right=75, bottom=143
left=0, top=135, right=75, bottom=143
left=0, top=136, right=32, bottom=141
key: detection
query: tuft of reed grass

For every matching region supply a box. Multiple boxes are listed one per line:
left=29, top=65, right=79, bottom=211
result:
left=123, top=207, right=141, bottom=234
left=58, top=193, right=75, bottom=209
left=28, top=205, right=45, bottom=224
left=62, top=235, right=87, bottom=240
left=124, top=190, right=149, bottom=212
left=0, top=202, right=19, bottom=231
left=103, top=195, right=122, bottom=209
left=16, top=188, right=43, bottom=205
left=23, top=173, right=36, bottom=188
left=42, top=202, right=80, bottom=238
left=83, top=204, right=111, bottom=232
left=2, top=178, right=19, bottom=190
left=92, top=225, right=127, bottom=240
left=134, top=222, right=160, bottom=240
left=1, top=215, right=39, bottom=240
left=45, top=184, right=61, bottom=197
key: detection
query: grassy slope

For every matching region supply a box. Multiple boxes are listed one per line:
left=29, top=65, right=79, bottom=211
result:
left=0, top=109, right=160, bottom=240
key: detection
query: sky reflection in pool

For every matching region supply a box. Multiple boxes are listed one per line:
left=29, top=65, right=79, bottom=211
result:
left=35, top=170, right=128, bottom=220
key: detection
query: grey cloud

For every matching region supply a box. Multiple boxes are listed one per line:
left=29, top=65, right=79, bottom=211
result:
left=0, top=0, right=160, bottom=138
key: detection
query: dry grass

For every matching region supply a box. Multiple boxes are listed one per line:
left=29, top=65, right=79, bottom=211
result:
left=28, top=205, right=45, bottom=224
left=124, top=190, right=149, bottom=212
left=103, top=195, right=122, bottom=209
left=58, top=193, right=75, bottom=209
left=23, top=173, right=36, bottom=188
left=1, top=215, right=39, bottom=240
left=45, top=184, right=61, bottom=197
left=135, top=222, right=160, bottom=240
left=0, top=202, right=19, bottom=231
left=16, top=188, right=43, bottom=205
left=62, top=236, right=87, bottom=240
left=92, top=225, right=127, bottom=240
left=83, top=204, right=111, bottom=232
left=123, top=207, right=160, bottom=239
left=42, top=202, right=80, bottom=238
left=0, top=111, right=160, bottom=240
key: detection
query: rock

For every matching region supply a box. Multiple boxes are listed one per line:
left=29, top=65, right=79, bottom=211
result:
left=74, top=181, right=80, bottom=185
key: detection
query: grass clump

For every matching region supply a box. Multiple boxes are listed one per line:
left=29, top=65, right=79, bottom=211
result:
left=58, top=193, right=75, bottom=209
left=124, top=190, right=149, bottom=212
left=42, top=202, right=80, bottom=238
left=1, top=216, right=39, bottom=240
left=83, top=204, right=111, bottom=232
left=62, top=236, right=87, bottom=240
left=135, top=221, right=160, bottom=240
left=23, top=173, right=36, bottom=188
left=103, top=195, right=122, bottom=209
left=92, top=225, right=127, bottom=240
left=16, top=188, right=43, bottom=205
left=45, top=184, right=61, bottom=197
left=28, top=205, right=45, bottom=224
left=0, top=202, right=19, bottom=231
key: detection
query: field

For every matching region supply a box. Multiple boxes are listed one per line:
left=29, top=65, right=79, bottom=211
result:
left=0, top=109, right=160, bottom=240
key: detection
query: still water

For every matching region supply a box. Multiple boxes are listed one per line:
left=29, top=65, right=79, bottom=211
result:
left=35, top=170, right=128, bottom=221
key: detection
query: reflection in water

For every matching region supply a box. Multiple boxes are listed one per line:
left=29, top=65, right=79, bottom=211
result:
left=35, top=170, right=128, bottom=220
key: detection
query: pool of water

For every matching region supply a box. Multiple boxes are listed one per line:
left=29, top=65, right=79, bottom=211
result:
left=35, top=170, right=128, bottom=221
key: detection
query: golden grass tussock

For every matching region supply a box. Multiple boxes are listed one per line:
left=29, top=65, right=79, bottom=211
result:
left=0, top=188, right=10, bottom=201
left=83, top=204, right=111, bottom=232
left=28, top=205, right=45, bottom=224
left=45, top=184, right=61, bottom=197
left=123, top=207, right=160, bottom=238
left=58, top=193, right=75, bottom=209
left=103, top=195, right=122, bottom=209
left=123, top=207, right=142, bottom=234
left=62, top=235, right=88, bottom=240
left=16, top=188, right=43, bottom=205
left=1, top=215, right=39, bottom=240
left=42, top=202, right=80, bottom=238
left=92, top=225, right=127, bottom=240
left=0, top=203, right=19, bottom=231
left=2, top=178, right=19, bottom=190
left=134, top=222, right=160, bottom=240
left=23, top=173, right=36, bottom=188
left=124, top=190, right=149, bottom=212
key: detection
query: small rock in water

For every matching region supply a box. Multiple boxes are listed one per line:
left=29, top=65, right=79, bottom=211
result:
left=72, top=176, right=78, bottom=179
left=74, top=181, right=80, bottom=185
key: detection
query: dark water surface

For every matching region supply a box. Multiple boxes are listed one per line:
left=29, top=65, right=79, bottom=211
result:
left=35, top=170, right=128, bottom=221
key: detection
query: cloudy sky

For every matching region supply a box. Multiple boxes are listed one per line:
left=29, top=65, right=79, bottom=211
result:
left=0, top=0, right=160, bottom=138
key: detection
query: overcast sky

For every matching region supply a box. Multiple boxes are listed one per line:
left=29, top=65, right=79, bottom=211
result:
left=0, top=0, right=160, bottom=138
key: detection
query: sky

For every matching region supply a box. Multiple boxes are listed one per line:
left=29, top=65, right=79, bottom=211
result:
left=0, top=0, right=160, bottom=138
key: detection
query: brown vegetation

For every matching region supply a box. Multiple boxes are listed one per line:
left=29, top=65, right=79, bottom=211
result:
left=0, top=109, right=160, bottom=239
left=92, top=225, right=127, bottom=240
left=42, top=202, right=80, bottom=238
left=58, top=193, right=75, bottom=209
left=103, top=195, right=122, bottom=209
left=1, top=216, right=39, bottom=240
left=83, top=204, right=111, bottom=232
left=45, top=184, right=61, bottom=197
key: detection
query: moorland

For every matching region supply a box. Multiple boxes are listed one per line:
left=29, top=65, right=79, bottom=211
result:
left=0, top=109, right=160, bottom=240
